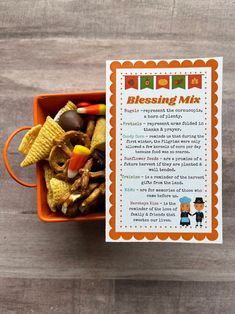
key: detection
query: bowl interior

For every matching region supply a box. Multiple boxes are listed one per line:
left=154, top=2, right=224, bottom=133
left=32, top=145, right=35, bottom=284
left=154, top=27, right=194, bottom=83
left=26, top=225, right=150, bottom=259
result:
left=34, top=92, right=106, bottom=222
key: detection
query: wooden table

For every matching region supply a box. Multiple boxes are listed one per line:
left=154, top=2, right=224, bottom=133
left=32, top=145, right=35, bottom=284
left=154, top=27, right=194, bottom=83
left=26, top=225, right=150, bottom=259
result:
left=0, top=0, right=234, bottom=313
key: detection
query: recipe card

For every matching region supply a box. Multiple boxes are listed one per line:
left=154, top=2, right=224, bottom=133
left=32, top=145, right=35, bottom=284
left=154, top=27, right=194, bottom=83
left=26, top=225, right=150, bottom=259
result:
left=106, top=58, right=222, bottom=243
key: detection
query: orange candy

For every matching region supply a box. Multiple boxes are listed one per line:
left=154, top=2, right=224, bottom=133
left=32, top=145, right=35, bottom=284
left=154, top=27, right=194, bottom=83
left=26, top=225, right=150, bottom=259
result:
left=68, top=145, right=90, bottom=179
left=77, top=102, right=93, bottom=108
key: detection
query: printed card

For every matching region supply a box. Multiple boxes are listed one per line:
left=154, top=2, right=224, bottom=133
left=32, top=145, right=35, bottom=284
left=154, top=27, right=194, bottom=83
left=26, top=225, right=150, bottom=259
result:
left=106, top=58, right=222, bottom=243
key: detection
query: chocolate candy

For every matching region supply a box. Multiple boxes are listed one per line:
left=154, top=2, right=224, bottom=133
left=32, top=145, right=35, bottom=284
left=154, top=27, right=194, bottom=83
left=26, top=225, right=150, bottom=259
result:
left=91, top=149, right=105, bottom=171
left=58, top=110, right=85, bottom=132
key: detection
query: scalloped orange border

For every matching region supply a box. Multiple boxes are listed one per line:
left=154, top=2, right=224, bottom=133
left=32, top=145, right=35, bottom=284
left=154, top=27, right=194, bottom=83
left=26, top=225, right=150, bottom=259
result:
left=109, top=59, right=219, bottom=241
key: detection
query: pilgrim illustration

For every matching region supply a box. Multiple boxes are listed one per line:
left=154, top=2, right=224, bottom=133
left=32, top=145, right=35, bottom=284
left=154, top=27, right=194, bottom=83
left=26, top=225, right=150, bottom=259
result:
left=179, top=196, right=192, bottom=227
left=192, top=197, right=205, bottom=227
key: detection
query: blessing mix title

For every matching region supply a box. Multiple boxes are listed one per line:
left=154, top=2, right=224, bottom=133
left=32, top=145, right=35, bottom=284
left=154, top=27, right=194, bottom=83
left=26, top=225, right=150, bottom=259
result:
left=127, top=95, right=201, bottom=106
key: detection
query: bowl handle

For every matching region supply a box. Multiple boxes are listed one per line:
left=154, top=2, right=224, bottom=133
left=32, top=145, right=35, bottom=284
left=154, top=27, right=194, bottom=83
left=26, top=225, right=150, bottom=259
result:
left=3, top=126, right=37, bottom=188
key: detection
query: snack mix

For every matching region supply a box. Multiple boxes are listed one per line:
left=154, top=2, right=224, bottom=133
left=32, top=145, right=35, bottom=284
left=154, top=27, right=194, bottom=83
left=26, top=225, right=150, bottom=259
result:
left=18, top=101, right=106, bottom=217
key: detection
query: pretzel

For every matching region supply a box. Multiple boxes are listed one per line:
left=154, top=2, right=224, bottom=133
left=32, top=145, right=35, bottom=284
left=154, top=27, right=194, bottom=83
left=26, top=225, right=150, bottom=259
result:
left=70, top=158, right=93, bottom=192
left=49, top=131, right=90, bottom=173
left=60, top=182, right=100, bottom=217
left=79, top=182, right=105, bottom=214
left=54, top=130, right=90, bottom=147
left=79, top=169, right=105, bottom=179
left=86, top=116, right=96, bottom=140
left=49, top=147, right=70, bottom=173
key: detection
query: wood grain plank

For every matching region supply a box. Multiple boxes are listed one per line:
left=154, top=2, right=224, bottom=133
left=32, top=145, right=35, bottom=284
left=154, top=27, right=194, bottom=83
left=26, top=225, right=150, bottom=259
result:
left=0, top=0, right=234, bottom=41
left=0, top=278, right=114, bottom=314
left=0, top=278, right=234, bottom=314
left=0, top=214, right=234, bottom=280
left=115, top=281, right=235, bottom=314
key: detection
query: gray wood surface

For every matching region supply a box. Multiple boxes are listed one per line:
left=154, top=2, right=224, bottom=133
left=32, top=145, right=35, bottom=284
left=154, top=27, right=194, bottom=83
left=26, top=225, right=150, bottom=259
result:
left=0, top=0, right=235, bottom=313
left=0, top=278, right=235, bottom=314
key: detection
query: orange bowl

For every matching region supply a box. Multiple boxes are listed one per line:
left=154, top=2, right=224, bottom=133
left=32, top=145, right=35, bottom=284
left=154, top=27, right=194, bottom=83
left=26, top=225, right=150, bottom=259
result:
left=4, top=91, right=106, bottom=222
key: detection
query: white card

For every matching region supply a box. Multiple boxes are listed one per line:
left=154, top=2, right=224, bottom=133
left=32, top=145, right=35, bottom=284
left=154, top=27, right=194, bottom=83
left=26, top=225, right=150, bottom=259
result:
left=106, top=58, right=222, bottom=243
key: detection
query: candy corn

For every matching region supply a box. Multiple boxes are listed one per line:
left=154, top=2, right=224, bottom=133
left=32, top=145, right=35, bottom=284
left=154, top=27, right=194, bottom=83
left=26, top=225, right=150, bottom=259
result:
left=77, top=102, right=93, bottom=108
left=68, top=145, right=90, bottom=179
left=77, top=104, right=106, bottom=115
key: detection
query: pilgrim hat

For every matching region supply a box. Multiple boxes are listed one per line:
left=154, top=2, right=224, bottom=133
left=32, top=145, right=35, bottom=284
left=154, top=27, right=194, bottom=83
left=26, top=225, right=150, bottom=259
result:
left=193, top=197, right=205, bottom=204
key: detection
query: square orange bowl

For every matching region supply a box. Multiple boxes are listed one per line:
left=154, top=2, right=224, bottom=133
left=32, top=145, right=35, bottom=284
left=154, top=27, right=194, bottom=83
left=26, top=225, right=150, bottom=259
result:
left=4, top=92, right=106, bottom=222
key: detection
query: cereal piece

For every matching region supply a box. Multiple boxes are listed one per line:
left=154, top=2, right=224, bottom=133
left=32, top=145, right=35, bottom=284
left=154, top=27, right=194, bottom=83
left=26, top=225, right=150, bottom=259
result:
left=18, top=125, right=42, bottom=155
left=43, top=163, right=55, bottom=190
left=90, top=117, right=105, bottom=152
left=43, top=163, right=57, bottom=212
left=54, top=101, right=77, bottom=122
left=20, top=116, right=65, bottom=167
left=50, top=178, right=71, bottom=206
left=47, top=188, right=56, bottom=212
